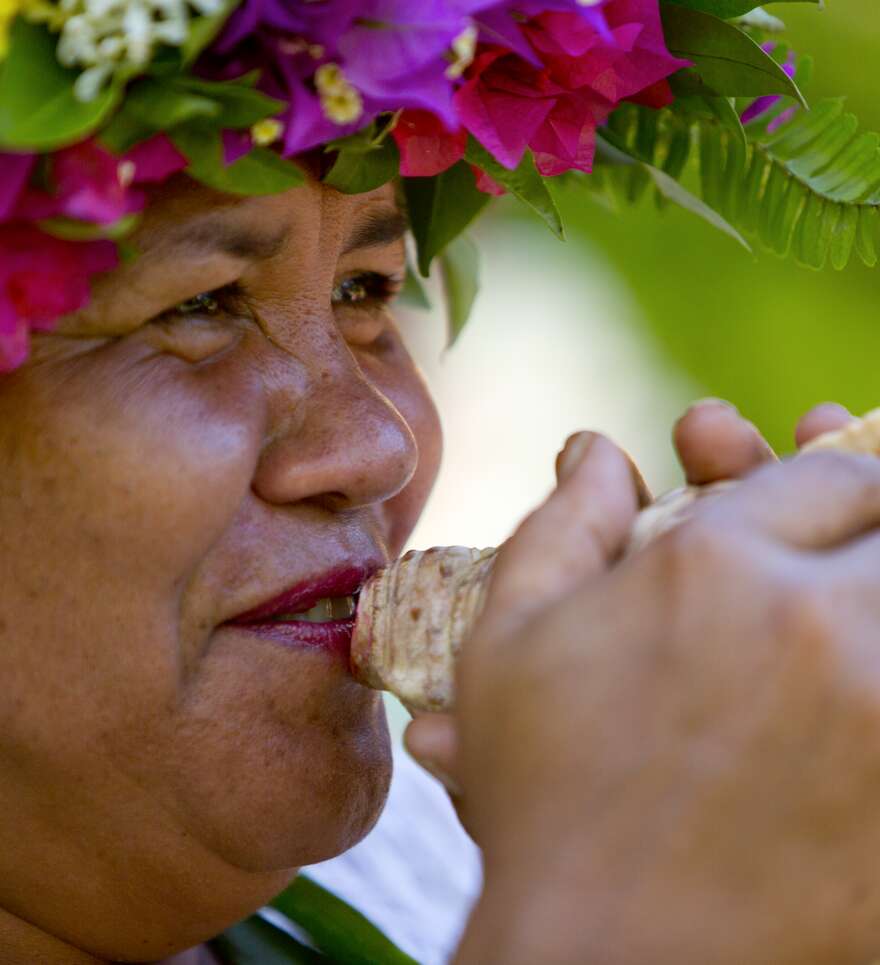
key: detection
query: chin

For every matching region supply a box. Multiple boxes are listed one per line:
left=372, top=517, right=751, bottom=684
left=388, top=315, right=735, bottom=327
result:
left=167, top=680, right=394, bottom=873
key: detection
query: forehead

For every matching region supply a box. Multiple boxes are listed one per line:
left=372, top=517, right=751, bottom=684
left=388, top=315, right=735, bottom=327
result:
left=135, top=174, right=403, bottom=256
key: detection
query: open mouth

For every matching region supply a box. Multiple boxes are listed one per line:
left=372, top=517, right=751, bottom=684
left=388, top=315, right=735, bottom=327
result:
left=227, top=562, right=380, bottom=632
left=263, top=595, right=358, bottom=623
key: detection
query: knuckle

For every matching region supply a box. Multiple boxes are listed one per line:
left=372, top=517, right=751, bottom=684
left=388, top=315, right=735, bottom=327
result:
left=656, top=514, right=732, bottom=568
left=800, top=449, right=880, bottom=491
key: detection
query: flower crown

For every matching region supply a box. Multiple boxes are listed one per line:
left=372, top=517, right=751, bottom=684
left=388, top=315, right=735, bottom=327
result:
left=0, top=0, right=877, bottom=371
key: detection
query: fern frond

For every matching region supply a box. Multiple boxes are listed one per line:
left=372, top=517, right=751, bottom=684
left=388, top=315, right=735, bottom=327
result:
left=704, top=99, right=880, bottom=269
left=590, top=95, right=880, bottom=271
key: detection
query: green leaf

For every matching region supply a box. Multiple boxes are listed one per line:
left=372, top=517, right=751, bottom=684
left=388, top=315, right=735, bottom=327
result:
left=670, top=72, right=747, bottom=147
left=661, top=0, right=818, bottom=18
left=271, top=875, right=419, bottom=965
left=441, top=234, right=480, bottom=345
left=693, top=98, right=880, bottom=269
left=324, top=138, right=400, bottom=194
left=131, top=79, right=219, bottom=128
left=0, top=20, right=121, bottom=150
left=403, top=161, right=491, bottom=276
left=597, top=128, right=750, bottom=250
left=856, top=207, right=878, bottom=267
left=660, top=6, right=806, bottom=104
left=829, top=204, right=858, bottom=271
left=464, top=138, right=565, bottom=240
left=172, top=76, right=285, bottom=128
left=37, top=213, right=140, bottom=242
left=210, top=916, right=330, bottom=964
left=171, top=125, right=304, bottom=195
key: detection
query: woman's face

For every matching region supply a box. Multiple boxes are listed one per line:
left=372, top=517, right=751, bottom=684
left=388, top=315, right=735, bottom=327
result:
left=0, top=175, right=442, bottom=960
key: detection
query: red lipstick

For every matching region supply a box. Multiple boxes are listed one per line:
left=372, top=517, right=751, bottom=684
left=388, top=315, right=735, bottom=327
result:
left=226, top=565, right=377, bottom=659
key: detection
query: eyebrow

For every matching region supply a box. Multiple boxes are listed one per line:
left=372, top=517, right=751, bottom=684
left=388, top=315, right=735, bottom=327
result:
left=342, top=209, right=409, bottom=255
left=162, top=220, right=291, bottom=261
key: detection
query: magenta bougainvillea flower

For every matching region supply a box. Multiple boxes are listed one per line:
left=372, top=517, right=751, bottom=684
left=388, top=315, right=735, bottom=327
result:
left=12, top=139, right=145, bottom=225
left=392, top=0, right=685, bottom=179
left=0, top=152, right=35, bottom=221
left=393, top=109, right=468, bottom=176
left=0, top=135, right=184, bottom=371
left=123, top=134, right=189, bottom=184
left=207, top=0, right=619, bottom=157
left=457, top=2, right=688, bottom=175
left=0, top=226, right=117, bottom=372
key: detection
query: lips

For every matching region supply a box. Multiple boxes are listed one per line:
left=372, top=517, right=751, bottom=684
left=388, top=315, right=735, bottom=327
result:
left=229, top=566, right=375, bottom=624
left=225, top=564, right=380, bottom=660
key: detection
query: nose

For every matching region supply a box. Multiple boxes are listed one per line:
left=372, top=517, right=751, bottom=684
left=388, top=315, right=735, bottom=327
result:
left=251, top=346, right=419, bottom=513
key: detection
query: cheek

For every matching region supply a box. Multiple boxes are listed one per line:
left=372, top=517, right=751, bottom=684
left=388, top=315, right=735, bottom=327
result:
left=0, top=349, right=263, bottom=747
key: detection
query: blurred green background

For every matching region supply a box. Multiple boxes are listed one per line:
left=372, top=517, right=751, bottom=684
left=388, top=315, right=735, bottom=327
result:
left=540, top=0, right=879, bottom=454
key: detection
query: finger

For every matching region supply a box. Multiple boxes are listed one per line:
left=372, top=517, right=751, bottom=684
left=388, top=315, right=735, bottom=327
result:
left=705, top=451, right=880, bottom=550
left=674, top=398, right=775, bottom=486
left=557, top=432, right=651, bottom=508
left=477, top=432, right=639, bottom=641
left=795, top=402, right=854, bottom=449
left=404, top=714, right=461, bottom=796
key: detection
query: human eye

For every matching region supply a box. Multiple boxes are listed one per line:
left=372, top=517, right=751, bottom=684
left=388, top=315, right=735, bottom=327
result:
left=145, top=284, right=248, bottom=362
left=165, top=284, right=246, bottom=319
left=331, top=271, right=403, bottom=309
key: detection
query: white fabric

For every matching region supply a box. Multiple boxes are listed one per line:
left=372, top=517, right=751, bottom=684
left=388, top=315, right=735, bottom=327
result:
left=291, top=744, right=483, bottom=964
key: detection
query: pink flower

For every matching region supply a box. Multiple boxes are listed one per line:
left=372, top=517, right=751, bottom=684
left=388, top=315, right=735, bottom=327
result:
left=0, top=152, right=36, bottom=221
left=0, top=225, right=117, bottom=373
left=123, top=133, right=189, bottom=183
left=13, top=140, right=146, bottom=226
left=393, top=110, right=467, bottom=176
left=457, top=0, right=688, bottom=175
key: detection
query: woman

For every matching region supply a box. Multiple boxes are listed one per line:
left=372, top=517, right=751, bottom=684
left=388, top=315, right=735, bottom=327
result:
left=6, top=1, right=880, bottom=961
left=5, top=161, right=880, bottom=965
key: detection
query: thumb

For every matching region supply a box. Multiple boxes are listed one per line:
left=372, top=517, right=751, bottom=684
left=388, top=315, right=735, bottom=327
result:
left=404, top=713, right=461, bottom=796
left=475, top=431, right=641, bottom=643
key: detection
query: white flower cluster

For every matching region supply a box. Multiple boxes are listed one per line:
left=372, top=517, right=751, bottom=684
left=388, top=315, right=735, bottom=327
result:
left=36, top=0, right=222, bottom=102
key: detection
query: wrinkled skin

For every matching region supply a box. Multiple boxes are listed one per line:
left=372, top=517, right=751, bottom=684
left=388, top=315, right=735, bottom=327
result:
left=0, top=161, right=860, bottom=965
left=0, top=176, right=443, bottom=963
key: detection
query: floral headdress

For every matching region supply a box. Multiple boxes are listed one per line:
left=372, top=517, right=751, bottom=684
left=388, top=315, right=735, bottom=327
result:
left=1, top=0, right=877, bottom=371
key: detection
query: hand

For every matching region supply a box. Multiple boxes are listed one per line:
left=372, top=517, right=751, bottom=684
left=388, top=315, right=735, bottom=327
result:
left=453, top=440, right=880, bottom=965
left=405, top=401, right=854, bottom=801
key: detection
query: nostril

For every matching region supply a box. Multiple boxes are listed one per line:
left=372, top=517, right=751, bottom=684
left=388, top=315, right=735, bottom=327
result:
left=312, top=491, right=350, bottom=512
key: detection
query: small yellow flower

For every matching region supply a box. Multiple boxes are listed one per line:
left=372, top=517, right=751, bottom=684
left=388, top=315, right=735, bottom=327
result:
left=251, top=117, right=284, bottom=147
left=0, top=0, right=25, bottom=60
left=446, top=23, right=477, bottom=79
left=20, top=0, right=69, bottom=31
left=315, top=62, right=363, bottom=125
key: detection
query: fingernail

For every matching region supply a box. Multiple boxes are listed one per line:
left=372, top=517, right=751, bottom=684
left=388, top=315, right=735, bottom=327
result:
left=419, top=760, right=463, bottom=797
left=628, top=459, right=653, bottom=509
left=687, top=397, right=738, bottom=414
left=556, top=432, right=596, bottom=483
left=814, top=401, right=852, bottom=417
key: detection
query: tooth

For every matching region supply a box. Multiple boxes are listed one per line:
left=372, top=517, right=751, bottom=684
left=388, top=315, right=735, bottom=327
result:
left=267, top=596, right=355, bottom=623
left=332, top=596, right=356, bottom=619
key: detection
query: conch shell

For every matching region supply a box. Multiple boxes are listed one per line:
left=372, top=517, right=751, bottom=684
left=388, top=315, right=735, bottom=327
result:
left=351, top=409, right=880, bottom=713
